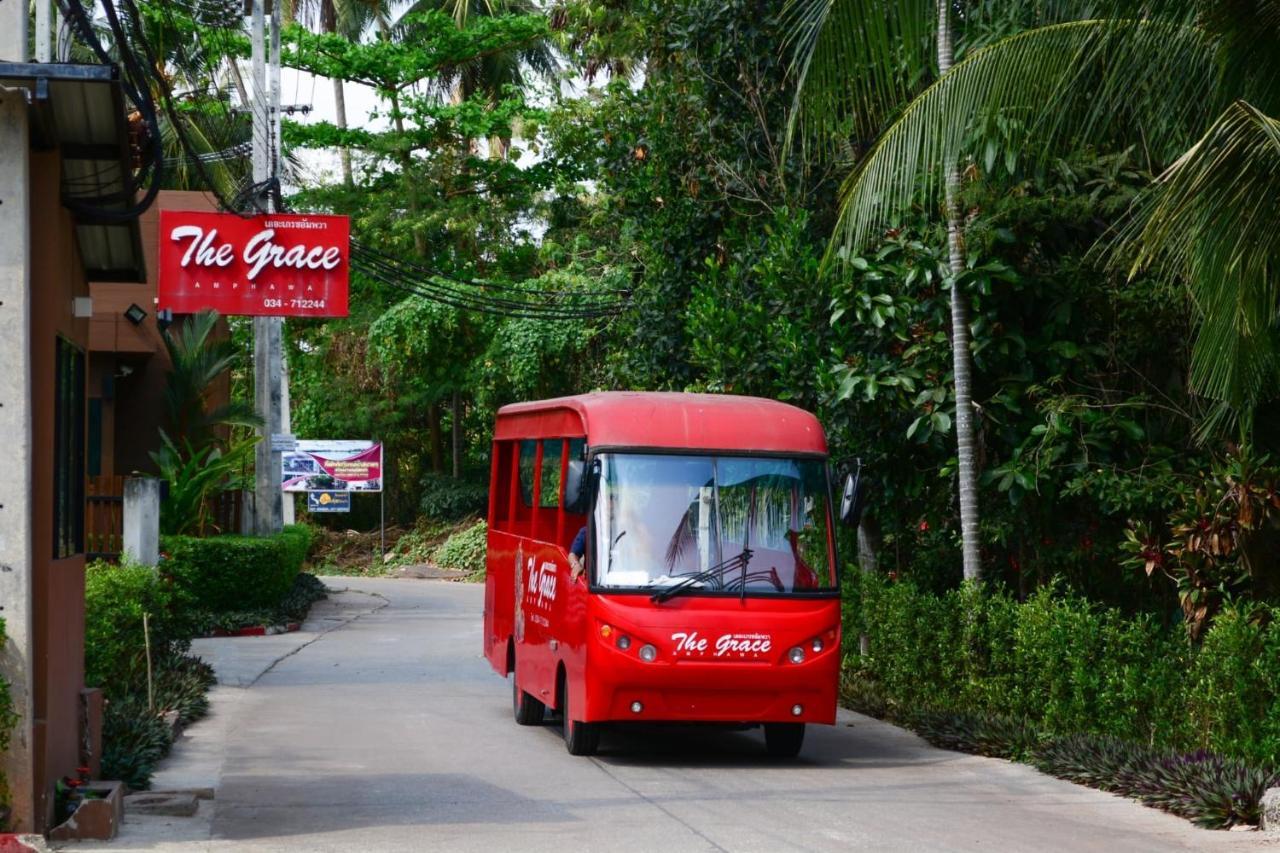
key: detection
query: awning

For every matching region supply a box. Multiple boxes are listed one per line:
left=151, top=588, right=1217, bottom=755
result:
left=0, top=61, right=146, bottom=283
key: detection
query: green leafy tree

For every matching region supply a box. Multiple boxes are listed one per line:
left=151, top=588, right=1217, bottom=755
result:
left=788, top=0, right=1280, bottom=444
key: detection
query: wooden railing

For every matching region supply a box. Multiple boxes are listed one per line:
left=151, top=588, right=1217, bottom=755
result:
left=86, top=475, right=124, bottom=561
left=85, top=478, right=247, bottom=561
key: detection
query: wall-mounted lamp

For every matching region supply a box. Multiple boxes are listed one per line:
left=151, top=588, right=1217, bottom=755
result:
left=72, top=297, right=94, bottom=318
left=123, top=303, right=147, bottom=326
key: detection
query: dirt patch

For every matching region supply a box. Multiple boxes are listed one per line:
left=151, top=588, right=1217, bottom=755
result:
left=306, top=518, right=474, bottom=577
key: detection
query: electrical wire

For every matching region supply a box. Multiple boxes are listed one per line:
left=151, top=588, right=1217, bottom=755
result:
left=55, top=0, right=164, bottom=222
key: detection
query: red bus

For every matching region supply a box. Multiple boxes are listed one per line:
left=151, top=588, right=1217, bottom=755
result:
left=482, top=392, right=861, bottom=757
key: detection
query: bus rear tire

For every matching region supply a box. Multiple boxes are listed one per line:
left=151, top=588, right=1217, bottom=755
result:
left=562, top=690, right=600, bottom=756
left=764, top=722, right=805, bottom=758
left=512, top=672, right=545, bottom=725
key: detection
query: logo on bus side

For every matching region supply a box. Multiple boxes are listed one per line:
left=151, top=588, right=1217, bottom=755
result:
left=524, top=557, right=558, bottom=609
left=671, top=630, right=773, bottom=659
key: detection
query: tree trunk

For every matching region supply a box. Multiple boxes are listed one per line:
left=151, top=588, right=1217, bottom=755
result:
left=429, top=402, right=443, bottom=473
left=451, top=391, right=462, bottom=479
left=333, top=78, right=353, bottom=187
left=320, top=0, right=352, bottom=186
left=391, top=91, right=427, bottom=257
left=937, top=0, right=982, bottom=582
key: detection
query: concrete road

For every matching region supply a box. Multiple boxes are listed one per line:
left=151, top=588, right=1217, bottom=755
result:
left=76, top=578, right=1275, bottom=852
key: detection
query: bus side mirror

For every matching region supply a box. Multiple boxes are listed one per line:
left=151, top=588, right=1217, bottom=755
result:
left=838, top=463, right=867, bottom=527
left=564, top=459, right=589, bottom=514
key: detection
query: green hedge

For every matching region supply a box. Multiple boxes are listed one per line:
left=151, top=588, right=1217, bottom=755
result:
left=161, top=524, right=313, bottom=613
left=84, top=560, right=182, bottom=694
left=851, top=573, right=1280, bottom=767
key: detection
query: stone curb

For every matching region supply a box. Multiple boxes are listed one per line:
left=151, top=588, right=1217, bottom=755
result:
left=207, top=621, right=301, bottom=638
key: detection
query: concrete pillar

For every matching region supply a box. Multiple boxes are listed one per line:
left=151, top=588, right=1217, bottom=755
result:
left=122, top=478, right=161, bottom=567
left=0, top=0, right=30, bottom=61
left=240, top=489, right=255, bottom=535
left=0, top=86, right=36, bottom=832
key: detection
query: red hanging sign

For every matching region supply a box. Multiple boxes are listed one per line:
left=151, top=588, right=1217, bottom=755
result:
left=157, top=210, right=350, bottom=318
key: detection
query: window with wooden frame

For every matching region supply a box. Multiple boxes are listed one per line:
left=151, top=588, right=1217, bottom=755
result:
left=54, top=337, right=86, bottom=559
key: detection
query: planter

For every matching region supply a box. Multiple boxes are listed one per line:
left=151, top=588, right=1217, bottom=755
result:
left=47, top=781, right=123, bottom=842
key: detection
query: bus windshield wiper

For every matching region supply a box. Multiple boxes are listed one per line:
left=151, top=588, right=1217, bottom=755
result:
left=651, top=549, right=754, bottom=604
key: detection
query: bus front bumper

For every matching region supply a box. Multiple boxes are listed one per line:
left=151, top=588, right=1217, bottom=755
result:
left=587, top=658, right=839, bottom=725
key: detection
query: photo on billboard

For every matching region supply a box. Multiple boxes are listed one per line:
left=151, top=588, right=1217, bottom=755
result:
left=282, top=440, right=382, bottom=493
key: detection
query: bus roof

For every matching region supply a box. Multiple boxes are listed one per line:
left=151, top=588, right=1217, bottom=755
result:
left=495, top=392, right=827, bottom=455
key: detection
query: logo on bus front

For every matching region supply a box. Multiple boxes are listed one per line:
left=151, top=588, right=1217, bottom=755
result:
left=671, top=630, right=773, bottom=659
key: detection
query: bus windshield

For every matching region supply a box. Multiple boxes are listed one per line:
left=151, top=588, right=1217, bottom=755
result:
left=592, top=453, right=836, bottom=593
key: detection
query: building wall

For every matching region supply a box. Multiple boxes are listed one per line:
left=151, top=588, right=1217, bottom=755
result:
left=28, top=150, right=90, bottom=831
left=89, top=190, right=228, bottom=477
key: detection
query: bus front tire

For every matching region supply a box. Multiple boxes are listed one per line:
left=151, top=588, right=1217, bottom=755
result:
left=562, top=691, right=600, bottom=756
left=764, top=722, right=805, bottom=758
left=512, top=672, right=545, bottom=726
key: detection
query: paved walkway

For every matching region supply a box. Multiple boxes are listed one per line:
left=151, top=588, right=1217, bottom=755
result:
left=63, top=578, right=1276, bottom=852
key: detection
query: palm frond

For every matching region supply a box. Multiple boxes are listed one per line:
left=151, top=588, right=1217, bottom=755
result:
left=826, top=16, right=1218, bottom=261
left=782, top=0, right=935, bottom=158
left=1112, top=100, right=1280, bottom=421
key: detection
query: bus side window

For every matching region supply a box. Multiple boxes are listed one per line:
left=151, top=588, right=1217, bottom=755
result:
left=540, top=439, right=562, bottom=509
left=514, top=439, right=537, bottom=536
left=490, top=441, right=514, bottom=532
left=561, top=438, right=587, bottom=551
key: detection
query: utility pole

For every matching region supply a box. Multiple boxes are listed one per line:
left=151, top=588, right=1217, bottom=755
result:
left=251, top=0, right=284, bottom=535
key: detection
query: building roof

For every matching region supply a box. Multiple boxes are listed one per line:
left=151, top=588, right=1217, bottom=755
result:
left=496, top=392, right=828, bottom=455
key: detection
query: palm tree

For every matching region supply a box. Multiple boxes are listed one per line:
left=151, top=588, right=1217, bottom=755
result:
left=162, top=310, right=262, bottom=453
left=787, top=1, right=1280, bottom=577
left=286, top=0, right=380, bottom=186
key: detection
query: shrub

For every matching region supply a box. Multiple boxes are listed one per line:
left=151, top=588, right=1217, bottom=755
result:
left=84, top=560, right=181, bottom=694
left=277, top=572, right=329, bottom=622
left=418, top=472, right=488, bottom=521
left=150, top=652, right=216, bottom=725
left=431, top=521, right=487, bottom=578
left=162, top=524, right=313, bottom=613
left=1186, top=605, right=1280, bottom=766
left=100, top=695, right=173, bottom=791
left=853, top=573, right=1280, bottom=763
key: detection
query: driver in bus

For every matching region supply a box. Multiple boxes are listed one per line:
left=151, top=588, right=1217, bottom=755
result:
left=568, top=525, right=588, bottom=582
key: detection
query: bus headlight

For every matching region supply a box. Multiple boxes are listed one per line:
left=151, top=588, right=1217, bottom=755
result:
left=617, top=635, right=632, bottom=650
left=811, top=637, right=824, bottom=654
left=639, top=644, right=658, bottom=662
left=788, top=646, right=806, bottom=664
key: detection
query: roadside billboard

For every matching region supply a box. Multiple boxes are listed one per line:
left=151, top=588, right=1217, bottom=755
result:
left=157, top=210, right=350, bottom=318
left=282, top=440, right=382, bottom=492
